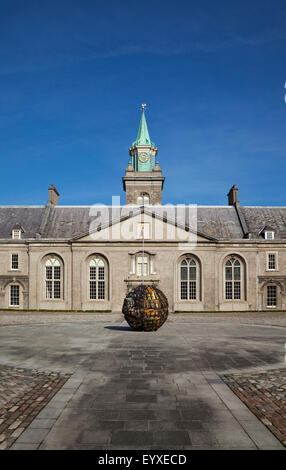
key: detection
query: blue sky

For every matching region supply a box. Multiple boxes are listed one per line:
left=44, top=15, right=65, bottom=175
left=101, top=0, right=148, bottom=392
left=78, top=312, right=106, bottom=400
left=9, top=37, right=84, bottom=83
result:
left=1, top=0, right=286, bottom=206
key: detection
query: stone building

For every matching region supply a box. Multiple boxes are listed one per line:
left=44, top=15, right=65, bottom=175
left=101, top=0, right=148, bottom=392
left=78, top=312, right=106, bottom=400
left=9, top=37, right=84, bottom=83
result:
left=0, top=108, right=286, bottom=312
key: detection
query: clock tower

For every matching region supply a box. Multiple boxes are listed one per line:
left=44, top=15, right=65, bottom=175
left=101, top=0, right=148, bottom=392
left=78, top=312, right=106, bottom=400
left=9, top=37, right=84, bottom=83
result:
left=122, top=105, right=165, bottom=205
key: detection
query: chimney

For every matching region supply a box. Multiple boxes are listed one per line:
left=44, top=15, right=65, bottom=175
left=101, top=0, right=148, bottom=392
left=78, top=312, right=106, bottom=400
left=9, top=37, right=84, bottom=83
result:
left=48, top=184, right=59, bottom=205
left=227, top=185, right=239, bottom=206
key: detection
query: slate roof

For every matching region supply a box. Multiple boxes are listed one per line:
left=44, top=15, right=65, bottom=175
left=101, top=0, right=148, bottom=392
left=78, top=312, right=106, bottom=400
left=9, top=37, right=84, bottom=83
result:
left=0, top=204, right=285, bottom=241
left=240, top=207, right=286, bottom=238
left=0, top=207, right=45, bottom=239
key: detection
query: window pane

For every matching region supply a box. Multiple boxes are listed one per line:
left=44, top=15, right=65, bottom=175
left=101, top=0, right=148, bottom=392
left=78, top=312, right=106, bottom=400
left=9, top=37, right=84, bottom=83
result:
left=11, top=254, right=19, bottom=269
left=233, top=266, right=240, bottom=280
left=46, top=266, right=52, bottom=280
left=181, top=266, right=187, bottom=281
left=225, top=281, right=232, bottom=299
left=189, top=266, right=196, bottom=280
left=98, top=266, right=105, bottom=280
left=189, top=281, right=196, bottom=300
left=98, top=281, right=105, bottom=299
left=267, top=285, right=277, bottom=306
left=268, top=254, right=276, bottom=270
left=10, top=285, right=19, bottom=306
left=46, top=281, right=53, bottom=299
left=90, top=281, right=96, bottom=299
left=53, top=281, right=61, bottom=299
left=53, top=266, right=61, bottom=280
left=90, top=266, right=96, bottom=280
left=225, top=267, right=232, bottom=280
left=181, top=281, right=187, bottom=300
left=234, top=282, right=241, bottom=300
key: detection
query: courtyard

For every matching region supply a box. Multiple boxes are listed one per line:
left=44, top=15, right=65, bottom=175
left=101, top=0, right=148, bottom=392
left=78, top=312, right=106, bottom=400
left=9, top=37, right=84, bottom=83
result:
left=0, top=311, right=285, bottom=450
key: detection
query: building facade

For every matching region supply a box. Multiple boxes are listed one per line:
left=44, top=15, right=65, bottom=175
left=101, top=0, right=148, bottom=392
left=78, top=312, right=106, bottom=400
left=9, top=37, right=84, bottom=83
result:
left=1, top=108, right=286, bottom=312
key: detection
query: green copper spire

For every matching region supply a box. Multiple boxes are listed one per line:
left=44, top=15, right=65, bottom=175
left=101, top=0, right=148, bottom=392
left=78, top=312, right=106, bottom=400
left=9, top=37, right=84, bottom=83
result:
left=133, top=104, right=156, bottom=147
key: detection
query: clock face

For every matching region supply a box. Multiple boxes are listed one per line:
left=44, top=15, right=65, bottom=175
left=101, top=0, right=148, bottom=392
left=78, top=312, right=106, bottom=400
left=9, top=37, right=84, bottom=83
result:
left=138, top=152, right=149, bottom=163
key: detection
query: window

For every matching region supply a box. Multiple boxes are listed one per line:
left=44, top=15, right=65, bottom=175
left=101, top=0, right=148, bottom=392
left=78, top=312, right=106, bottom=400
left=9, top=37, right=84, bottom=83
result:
left=89, top=257, right=105, bottom=300
left=137, top=256, right=149, bottom=276
left=11, top=254, right=19, bottom=270
left=137, top=193, right=150, bottom=205
left=45, top=257, right=61, bottom=299
left=12, top=229, right=21, bottom=240
left=268, top=253, right=276, bottom=270
left=10, top=285, right=19, bottom=306
left=267, top=285, right=277, bottom=307
left=265, top=231, right=274, bottom=240
left=225, top=257, right=242, bottom=300
left=180, top=257, right=198, bottom=300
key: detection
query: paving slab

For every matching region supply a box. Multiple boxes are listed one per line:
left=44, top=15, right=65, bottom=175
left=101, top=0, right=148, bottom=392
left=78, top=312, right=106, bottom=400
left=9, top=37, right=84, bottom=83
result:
left=0, top=317, right=284, bottom=450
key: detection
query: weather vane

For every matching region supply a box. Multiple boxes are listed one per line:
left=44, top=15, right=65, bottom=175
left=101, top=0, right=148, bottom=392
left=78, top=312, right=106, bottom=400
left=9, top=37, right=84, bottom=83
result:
left=141, top=103, right=147, bottom=111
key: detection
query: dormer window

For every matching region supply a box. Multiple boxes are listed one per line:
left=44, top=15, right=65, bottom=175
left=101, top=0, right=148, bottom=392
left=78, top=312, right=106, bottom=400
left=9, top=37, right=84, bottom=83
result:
left=265, top=231, right=274, bottom=240
left=12, top=229, right=21, bottom=240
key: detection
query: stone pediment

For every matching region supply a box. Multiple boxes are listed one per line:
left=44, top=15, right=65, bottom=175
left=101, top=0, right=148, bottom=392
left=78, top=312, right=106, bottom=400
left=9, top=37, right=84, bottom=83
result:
left=73, top=207, right=216, bottom=243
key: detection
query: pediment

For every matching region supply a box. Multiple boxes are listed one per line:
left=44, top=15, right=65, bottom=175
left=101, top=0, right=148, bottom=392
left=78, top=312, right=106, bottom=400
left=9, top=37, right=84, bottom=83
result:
left=74, top=207, right=216, bottom=243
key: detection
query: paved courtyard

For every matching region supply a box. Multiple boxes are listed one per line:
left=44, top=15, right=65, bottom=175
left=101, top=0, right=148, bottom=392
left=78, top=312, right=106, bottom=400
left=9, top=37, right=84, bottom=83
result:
left=0, top=312, right=285, bottom=450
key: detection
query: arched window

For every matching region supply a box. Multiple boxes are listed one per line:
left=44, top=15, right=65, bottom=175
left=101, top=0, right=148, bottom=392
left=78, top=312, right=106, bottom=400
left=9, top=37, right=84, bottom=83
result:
left=89, top=257, right=106, bottom=300
left=45, top=257, right=61, bottom=299
left=180, top=257, right=199, bottom=300
left=137, top=193, right=150, bottom=205
left=224, top=256, right=242, bottom=300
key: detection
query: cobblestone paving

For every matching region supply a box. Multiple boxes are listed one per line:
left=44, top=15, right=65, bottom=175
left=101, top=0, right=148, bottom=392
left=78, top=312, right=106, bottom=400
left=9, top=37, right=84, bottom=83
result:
left=0, top=365, right=70, bottom=449
left=222, top=369, right=286, bottom=447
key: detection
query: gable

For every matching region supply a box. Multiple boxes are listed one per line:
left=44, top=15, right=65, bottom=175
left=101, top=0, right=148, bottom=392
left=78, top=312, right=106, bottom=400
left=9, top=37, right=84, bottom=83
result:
left=76, top=211, right=212, bottom=243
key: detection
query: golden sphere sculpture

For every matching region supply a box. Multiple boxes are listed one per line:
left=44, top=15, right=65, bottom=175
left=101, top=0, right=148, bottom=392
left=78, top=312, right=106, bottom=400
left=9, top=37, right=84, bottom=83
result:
left=122, top=284, right=168, bottom=331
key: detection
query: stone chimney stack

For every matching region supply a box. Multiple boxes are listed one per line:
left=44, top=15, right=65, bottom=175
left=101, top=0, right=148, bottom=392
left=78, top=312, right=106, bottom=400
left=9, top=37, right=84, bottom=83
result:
left=48, top=184, right=59, bottom=205
left=227, top=185, right=239, bottom=206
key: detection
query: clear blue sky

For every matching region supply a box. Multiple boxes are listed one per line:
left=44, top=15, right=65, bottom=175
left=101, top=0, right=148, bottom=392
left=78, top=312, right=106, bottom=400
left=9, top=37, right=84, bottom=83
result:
left=1, top=0, right=286, bottom=206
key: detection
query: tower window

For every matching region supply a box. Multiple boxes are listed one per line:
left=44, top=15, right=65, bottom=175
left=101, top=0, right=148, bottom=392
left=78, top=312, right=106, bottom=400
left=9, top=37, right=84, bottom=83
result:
left=137, top=193, right=150, bottom=205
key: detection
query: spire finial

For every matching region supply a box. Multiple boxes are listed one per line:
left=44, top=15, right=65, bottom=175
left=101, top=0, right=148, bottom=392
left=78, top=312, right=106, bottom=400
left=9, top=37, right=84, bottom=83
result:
left=141, top=103, right=147, bottom=112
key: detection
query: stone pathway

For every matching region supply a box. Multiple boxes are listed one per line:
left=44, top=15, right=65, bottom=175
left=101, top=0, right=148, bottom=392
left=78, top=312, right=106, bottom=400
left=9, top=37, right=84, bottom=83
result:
left=222, top=368, right=286, bottom=447
left=0, top=365, right=70, bottom=449
left=0, top=318, right=285, bottom=450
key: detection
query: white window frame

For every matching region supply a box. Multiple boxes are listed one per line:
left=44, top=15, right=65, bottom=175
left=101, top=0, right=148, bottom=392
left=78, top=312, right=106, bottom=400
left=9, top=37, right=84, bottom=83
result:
left=9, top=284, right=20, bottom=307
left=265, top=231, right=274, bottom=240
left=179, top=257, right=199, bottom=301
left=136, top=254, right=149, bottom=276
left=12, top=229, right=21, bottom=240
left=266, top=252, right=278, bottom=271
left=266, top=285, right=277, bottom=308
left=224, top=256, right=243, bottom=301
left=44, top=257, right=62, bottom=300
left=89, top=257, right=106, bottom=300
left=11, top=253, right=19, bottom=270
